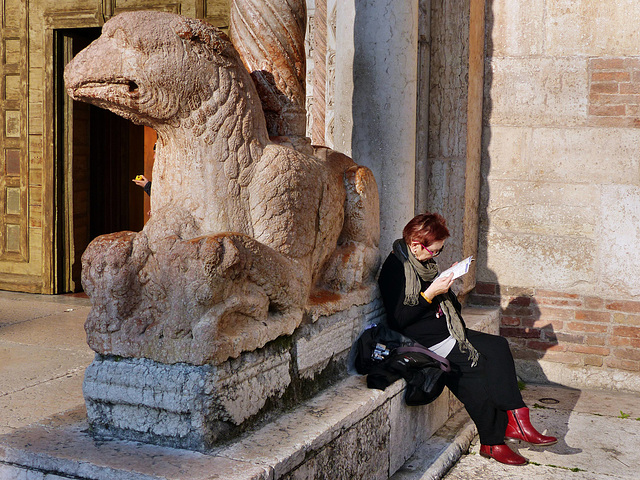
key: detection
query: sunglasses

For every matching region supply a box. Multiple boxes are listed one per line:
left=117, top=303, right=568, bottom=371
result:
left=419, top=242, right=444, bottom=257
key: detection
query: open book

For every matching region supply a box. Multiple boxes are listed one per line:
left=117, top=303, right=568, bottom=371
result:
left=434, top=256, right=474, bottom=281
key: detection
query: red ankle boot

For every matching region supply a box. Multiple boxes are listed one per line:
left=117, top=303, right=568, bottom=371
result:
left=506, top=407, right=557, bottom=445
left=480, top=444, right=527, bottom=465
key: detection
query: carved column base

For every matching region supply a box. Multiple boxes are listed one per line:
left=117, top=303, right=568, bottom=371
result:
left=83, top=290, right=384, bottom=451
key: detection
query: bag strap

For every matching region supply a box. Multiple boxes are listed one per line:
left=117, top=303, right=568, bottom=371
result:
left=396, top=345, right=452, bottom=373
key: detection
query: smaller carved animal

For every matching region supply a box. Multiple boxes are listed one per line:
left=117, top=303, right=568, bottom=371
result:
left=64, top=11, right=379, bottom=365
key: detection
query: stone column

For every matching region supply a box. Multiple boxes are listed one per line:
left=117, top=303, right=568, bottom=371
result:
left=461, top=0, right=486, bottom=297
left=230, top=0, right=307, bottom=137
left=333, top=0, right=419, bottom=254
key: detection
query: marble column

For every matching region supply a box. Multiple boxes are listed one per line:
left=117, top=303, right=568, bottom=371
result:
left=333, top=0, right=419, bottom=253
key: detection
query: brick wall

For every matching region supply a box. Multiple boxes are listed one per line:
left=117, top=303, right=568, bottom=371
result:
left=589, top=57, right=640, bottom=126
left=469, top=283, right=640, bottom=374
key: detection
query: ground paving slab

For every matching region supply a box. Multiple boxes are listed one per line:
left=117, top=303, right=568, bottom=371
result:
left=0, top=291, right=93, bottom=436
left=441, top=383, right=640, bottom=480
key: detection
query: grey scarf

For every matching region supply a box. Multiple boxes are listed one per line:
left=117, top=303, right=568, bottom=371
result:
left=392, top=239, right=480, bottom=367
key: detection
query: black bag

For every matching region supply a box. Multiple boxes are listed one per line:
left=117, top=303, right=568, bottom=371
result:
left=351, top=324, right=450, bottom=405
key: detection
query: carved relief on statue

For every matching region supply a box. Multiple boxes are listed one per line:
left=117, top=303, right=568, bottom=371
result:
left=64, top=10, right=380, bottom=366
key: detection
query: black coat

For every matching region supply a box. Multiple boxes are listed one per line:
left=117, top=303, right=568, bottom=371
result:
left=378, top=252, right=464, bottom=349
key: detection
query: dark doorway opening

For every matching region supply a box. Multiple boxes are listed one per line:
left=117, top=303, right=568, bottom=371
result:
left=55, top=28, right=146, bottom=293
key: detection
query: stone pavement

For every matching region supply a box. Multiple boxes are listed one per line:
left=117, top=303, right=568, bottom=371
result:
left=1, top=290, right=640, bottom=479
left=439, top=384, right=640, bottom=480
left=0, top=290, right=93, bottom=436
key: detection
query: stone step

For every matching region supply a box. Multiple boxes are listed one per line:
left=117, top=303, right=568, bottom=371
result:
left=0, top=307, right=498, bottom=480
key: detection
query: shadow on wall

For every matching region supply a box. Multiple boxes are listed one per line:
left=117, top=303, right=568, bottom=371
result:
left=477, top=1, right=581, bottom=456
left=505, top=295, right=581, bottom=455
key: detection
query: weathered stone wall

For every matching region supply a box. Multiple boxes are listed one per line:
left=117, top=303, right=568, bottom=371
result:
left=473, top=0, right=640, bottom=383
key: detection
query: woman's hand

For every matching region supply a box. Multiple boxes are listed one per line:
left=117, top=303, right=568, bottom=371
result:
left=132, top=175, right=150, bottom=188
left=423, top=272, right=454, bottom=302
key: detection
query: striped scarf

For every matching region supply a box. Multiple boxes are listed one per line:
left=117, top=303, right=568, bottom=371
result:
left=392, top=239, right=479, bottom=367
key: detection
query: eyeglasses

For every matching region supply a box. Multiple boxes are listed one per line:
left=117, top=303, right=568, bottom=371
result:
left=419, top=242, right=444, bottom=257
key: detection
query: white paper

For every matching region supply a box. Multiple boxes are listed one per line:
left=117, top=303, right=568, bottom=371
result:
left=435, top=256, right=474, bottom=281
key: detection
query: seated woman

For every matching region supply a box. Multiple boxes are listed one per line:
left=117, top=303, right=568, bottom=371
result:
left=377, top=212, right=556, bottom=466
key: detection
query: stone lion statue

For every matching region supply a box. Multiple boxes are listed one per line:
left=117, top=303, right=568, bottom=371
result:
left=64, top=11, right=379, bottom=365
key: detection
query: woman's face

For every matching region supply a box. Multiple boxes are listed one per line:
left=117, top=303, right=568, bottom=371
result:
left=410, top=239, right=445, bottom=262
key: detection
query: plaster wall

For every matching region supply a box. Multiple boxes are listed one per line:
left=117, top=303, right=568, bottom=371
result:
left=480, top=0, right=640, bottom=299
left=475, top=0, right=640, bottom=378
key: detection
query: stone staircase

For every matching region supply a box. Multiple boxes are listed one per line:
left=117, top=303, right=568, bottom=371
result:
left=0, top=307, right=498, bottom=480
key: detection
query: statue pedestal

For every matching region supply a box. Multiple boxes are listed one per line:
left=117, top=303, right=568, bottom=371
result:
left=83, top=289, right=384, bottom=451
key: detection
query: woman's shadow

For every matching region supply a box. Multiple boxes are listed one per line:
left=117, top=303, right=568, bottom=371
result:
left=501, top=295, right=583, bottom=455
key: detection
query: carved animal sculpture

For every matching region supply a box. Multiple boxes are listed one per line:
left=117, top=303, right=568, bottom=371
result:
left=64, top=11, right=379, bottom=365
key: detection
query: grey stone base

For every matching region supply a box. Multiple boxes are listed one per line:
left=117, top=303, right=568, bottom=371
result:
left=83, top=296, right=386, bottom=451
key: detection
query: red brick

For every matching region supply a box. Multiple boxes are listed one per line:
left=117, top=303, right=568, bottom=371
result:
left=591, top=71, right=631, bottom=82
left=613, top=348, right=640, bottom=362
left=612, top=325, right=640, bottom=338
left=624, top=58, right=640, bottom=69
left=588, top=105, right=626, bottom=116
left=588, top=116, right=636, bottom=127
left=537, top=297, right=582, bottom=308
left=500, top=327, right=541, bottom=339
left=501, top=316, right=521, bottom=327
left=521, top=318, right=563, bottom=331
left=535, top=289, right=580, bottom=299
left=541, top=351, right=581, bottom=365
left=584, top=296, right=604, bottom=309
left=555, top=332, right=585, bottom=344
left=620, top=83, right=640, bottom=94
left=608, top=336, right=640, bottom=348
left=595, top=94, right=640, bottom=105
left=526, top=340, right=565, bottom=352
left=506, top=296, right=531, bottom=307
left=584, top=355, right=604, bottom=367
left=590, top=82, right=619, bottom=94
left=585, top=335, right=606, bottom=346
left=627, top=104, right=640, bottom=116
left=503, top=305, right=534, bottom=317
left=566, top=344, right=610, bottom=356
left=606, top=300, right=640, bottom=313
left=538, top=306, right=576, bottom=320
left=591, top=58, right=625, bottom=70
left=574, top=310, right=612, bottom=323
left=606, top=358, right=640, bottom=372
left=474, top=282, right=497, bottom=295
left=614, top=313, right=640, bottom=326
left=567, top=322, right=608, bottom=333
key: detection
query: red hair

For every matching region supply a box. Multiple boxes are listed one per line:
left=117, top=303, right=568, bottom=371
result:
left=402, top=212, right=450, bottom=246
